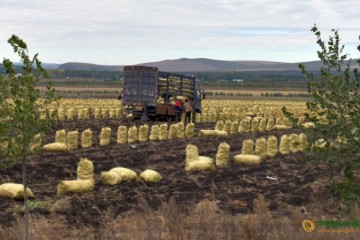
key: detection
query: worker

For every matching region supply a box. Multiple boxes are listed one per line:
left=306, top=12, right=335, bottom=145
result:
left=183, top=98, right=193, bottom=125
left=175, top=99, right=182, bottom=122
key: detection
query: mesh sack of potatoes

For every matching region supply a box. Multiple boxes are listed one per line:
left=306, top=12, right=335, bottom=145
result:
left=251, top=117, right=260, bottom=133
left=158, top=123, right=168, bottom=141
left=48, top=108, right=56, bottom=120
left=83, top=108, right=90, bottom=119
left=267, top=135, right=278, bottom=157
left=211, top=112, right=218, bottom=122
left=67, top=108, right=75, bottom=120
left=57, top=179, right=95, bottom=196
left=279, top=134, right=290, bottom=155
left=266, top=117, right=275, bottom=131
left=101, top=167, right=138, bottom=185
left=233, top=154, right=261, bottom=165
left=0, top=183, right=35, bottom=200
left=55, top=129, right=67, bottom=145
left=100, top=127, right=111, bottom=146
left=201, top=113, right=207, bottom=123
left=185, top=123, right=195, bottom=138
left=43, top=142, right=68, bottom=152
left=149, top=125, right=159, bottom=141
left=214, top=130, right=229, bottom=136
left=275, top=118, right=284, bottom=125
left=77, top=158, right=94, bottom=180
left=157, top=98, right=165, bottom=104
left=109, top=108, right=116, bottom=118
left=30, top=133, right=42, bottom=151
left=117, top=125, right=128, bottom=144
left=101, top=108, right=109, bottom=119
left=195, top=113, right=201, bottom=123
left=176, top=95, right=187, bottom=101
left=199, top=129, right=215, bottom=137
left=168, top=124, right=178, bottom=140
left=199, top=129, right=228, bottom=137
left=259, top=118, right=267, bottom=132
left=81, top=129, right=92, bottom=148
left=241, top=139, right=254, bottom=155
left=100, top=171, right=121, bottom=185
left=67, top=131, right=79, bottom=149
left=115, top=108, right=122, bottom=118
left=176, top=122, right=185, bottom=139
left=185, top=144, right=200, bottom=167
left=218, top=112, right=225, bottom=121
left=206, top=112, right=212, bottom=122
left=289, top=133, right=300, bottom=153
left=109, top=167, right=137, bottom=181
left=297, top=116, right=305, bottom=125
left=139, top=169, right=162, bottom=183
left=302, top=122, right=315, bottom=129
left=223, top=120, right=232, bottom=134
left=126, top=113, right=133, bottom=120
left=230, top=121, right=239, bottom=134
left=77, top=108, right=84, bottom=120
left=216, top=142, right=230, bottom=168
left=238, top=118, right=251, bottom=133
left=298, top=133, right=307, bottom=151
left=94, top=108, right=101, bottom=120
left=185, top=156, right=215, bottom=172
left=215, top=121, right=224, bottom=131
left=138, top=124, right=149, bottom=142
left=274, top=125, right=290, bottom=130
left=283, top=118, right=293, bottom=128
left=39, top=108, right=47, bottom=120
left=128, top=125, right=138, bottom=143
left=255, top=137, right=267, bottom=160
left=58, top=108, right=66, bottom=120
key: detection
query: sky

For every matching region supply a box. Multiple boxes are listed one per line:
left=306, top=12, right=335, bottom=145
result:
left=0, top=0, right=359, bottom=65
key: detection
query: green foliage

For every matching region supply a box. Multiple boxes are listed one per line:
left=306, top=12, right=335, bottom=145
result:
left=0, top=34, right=58, bottom=240
left=0, top=35, right=57, bottom=167
left=284, top=25, right=360, bottom=210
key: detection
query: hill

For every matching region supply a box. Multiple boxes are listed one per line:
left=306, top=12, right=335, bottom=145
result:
left=57, top=58, right=330, bottom=72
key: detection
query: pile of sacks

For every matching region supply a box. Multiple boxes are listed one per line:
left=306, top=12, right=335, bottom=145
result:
left=57, top=158, right=95, bottom=196
left=101, top=167, right=162, bottom=184
left=0, top=183, right=35, bottom=200
left=185, top=142, right=231, bottom=171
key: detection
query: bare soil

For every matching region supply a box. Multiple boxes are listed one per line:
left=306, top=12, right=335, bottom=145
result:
left=0, top=118, right=336, bottom=228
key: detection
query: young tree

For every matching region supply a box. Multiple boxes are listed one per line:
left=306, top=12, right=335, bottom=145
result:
left=0, top=35, right=57, bottom=239
left=284, top=25, right=360, bottom=210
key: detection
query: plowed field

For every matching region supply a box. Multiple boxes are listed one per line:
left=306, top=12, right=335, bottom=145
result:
left=0, top=119, right=333, bottom=227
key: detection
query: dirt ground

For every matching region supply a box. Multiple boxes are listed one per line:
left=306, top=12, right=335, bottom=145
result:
left=0, top=118, right=336, bottom=228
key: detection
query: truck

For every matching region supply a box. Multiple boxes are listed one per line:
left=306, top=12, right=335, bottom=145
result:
left=121, top=65, right=204, bottom=121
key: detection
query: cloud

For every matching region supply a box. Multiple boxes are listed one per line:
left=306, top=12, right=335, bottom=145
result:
left=0, top=0, right=358, bottom=64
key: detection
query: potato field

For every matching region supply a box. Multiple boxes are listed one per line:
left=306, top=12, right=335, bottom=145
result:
left=0, top=99, right=334, bottom=228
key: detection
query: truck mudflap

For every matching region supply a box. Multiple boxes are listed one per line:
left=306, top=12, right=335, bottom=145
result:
left=134, top=105, right=143, bottom=111
left=156, top=105, right=167, bottom=115
left=155, top=104, right=176, bottom=116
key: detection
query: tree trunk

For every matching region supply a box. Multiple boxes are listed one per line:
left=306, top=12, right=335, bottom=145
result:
left=22, top=155, right=29, bottom=240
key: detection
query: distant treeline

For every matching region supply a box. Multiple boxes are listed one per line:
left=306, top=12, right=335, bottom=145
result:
left=45, top=69, right=309, bottom=82
left=1, top=65, right=314, bottom=90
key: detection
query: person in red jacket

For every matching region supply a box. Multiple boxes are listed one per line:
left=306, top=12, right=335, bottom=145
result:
left=175, top=99, right=182, bottom=122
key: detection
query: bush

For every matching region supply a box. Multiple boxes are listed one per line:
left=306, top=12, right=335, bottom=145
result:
left=284, top=25, right=360, bottom=210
